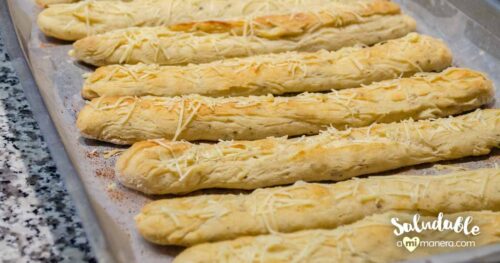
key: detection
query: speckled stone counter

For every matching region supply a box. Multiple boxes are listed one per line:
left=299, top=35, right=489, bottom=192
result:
left=0, top=30, right=95, bottom=262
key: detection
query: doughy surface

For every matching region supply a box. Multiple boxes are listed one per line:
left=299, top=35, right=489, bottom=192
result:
left=82, top=33, right=451, bottom=99
left=70, top=13, right=416, bottom=65
left=116, top=109, right=500, bottom=194
left=38, top=0, right=371, bottom=40
left=174, top=211, right=500, bottom=262
left=135, top=169, right=500, bottom=246
left=77, top=68, right=493, bottom=144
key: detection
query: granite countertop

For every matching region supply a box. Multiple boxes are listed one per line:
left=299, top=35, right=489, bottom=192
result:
left=0, top=30, right=95, bottom=262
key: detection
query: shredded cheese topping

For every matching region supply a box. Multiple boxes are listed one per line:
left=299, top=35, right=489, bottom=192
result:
left=131, top=109, right=500, bottom=188
left=83, top=33, right=451, bottom=99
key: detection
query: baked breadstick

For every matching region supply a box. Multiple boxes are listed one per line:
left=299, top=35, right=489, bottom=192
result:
left=170, top=1, right=401, bottom=39
left=82, top=33, right=452, bottom=99
left=70, top=6, right=415, bottom=65
left=77, top=68, right=493, bottom=144
left=37, top=0, right=367, bottom=41
left=135, top=169, right=500, bottom=245
left=117, top=109, right=500, bottom=194
left=173, top=211, right=500, bottom=262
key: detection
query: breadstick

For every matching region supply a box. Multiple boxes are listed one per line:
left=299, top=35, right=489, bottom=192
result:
left=135, top=169, right=500, bottom=246
left=77, top=68, right=493, bottom=144
left=173, top=211, right=500, bottom=262
left=69, top=6, right=415, bottom=65
left=82, top=33, right=451, bottom=99
left=37, top=0, right=373, bottom=41
left=169, top=0, right=401, bottom=39
left=117, top=109, right=500, bottom=194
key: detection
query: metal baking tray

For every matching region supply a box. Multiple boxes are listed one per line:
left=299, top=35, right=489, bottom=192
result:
left=3, top=0, right=499, bottom=262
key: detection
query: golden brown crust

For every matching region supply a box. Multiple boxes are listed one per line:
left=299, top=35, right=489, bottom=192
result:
left=169, top=0, right=400, bottom=39
left=82, top=33, right=452, bottom=99
left=135, top=169, right=500, bottom=246
left=70, top=14, right=416, bottom=66
left=173, top=211, right=500, bottom=262
left=116, top=109, right=500, bottom=194
left=77, top=68, right=492, bottom=144
left=37, top=0, right=368, bottom=41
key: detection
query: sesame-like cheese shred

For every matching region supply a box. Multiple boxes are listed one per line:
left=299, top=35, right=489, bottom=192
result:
left=252, top=183, right=319, bottom=234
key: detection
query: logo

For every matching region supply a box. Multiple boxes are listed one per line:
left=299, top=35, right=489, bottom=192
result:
left=391, top=212, right=480, bottom=252
left=402, top=236, right=420, bottom=252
